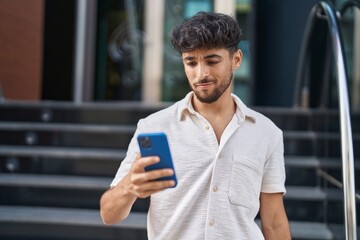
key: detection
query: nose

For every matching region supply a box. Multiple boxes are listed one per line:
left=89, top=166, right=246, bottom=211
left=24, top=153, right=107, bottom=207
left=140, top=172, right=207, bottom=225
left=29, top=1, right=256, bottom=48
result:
left=195, top=63, right=209, bottom=80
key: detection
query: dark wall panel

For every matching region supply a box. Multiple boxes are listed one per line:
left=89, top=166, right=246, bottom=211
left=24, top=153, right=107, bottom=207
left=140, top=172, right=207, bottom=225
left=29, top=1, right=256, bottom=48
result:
left=42, top=0, right=75, bottom=100
left=253, top=0, right=320, bottom=106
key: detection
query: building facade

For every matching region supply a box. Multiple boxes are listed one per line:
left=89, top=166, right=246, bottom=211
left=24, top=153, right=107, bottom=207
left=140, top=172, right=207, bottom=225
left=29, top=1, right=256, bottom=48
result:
left=0, top=0, right=359, bottom=108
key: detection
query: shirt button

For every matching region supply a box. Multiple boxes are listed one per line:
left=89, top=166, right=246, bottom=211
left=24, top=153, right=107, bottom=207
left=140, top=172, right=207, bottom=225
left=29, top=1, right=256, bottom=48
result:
left=213, top=186, right=218, bottom=192
left=209, top=219, right=215, bottom=226
left=205, top=126, right=210, bottom=130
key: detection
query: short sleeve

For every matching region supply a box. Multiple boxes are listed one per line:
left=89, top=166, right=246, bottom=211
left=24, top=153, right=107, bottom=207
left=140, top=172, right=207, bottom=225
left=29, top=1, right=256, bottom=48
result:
left=110, top=119, right=145, bottom=187
left=261, top=131, right=286, bottom=194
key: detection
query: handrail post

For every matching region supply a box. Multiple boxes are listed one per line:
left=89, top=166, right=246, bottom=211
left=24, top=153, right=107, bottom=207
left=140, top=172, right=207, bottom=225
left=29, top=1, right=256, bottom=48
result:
left=294, top=2, right=357, bottom=239
left=320, top=2, right=357, bottom=239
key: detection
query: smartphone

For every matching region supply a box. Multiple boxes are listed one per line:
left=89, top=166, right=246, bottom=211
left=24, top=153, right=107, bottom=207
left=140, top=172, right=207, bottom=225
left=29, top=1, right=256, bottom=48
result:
left=137, top=132, right=177, bottom=187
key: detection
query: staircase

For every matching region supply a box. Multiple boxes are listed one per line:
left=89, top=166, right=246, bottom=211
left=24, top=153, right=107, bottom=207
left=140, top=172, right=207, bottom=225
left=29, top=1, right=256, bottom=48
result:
left=0, top=101, right=359, bottom=240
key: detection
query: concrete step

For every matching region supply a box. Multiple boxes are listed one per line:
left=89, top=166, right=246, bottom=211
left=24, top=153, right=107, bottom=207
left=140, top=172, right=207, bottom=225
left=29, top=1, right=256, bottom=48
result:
left=0, top=100, right=167, bottom=125
left=284, top=131, right=360, bottom=157
left=0, top=146, right=124, bottom=176
left=0, top=147, right=357, bottom=171
left=1, top=121, right=359, bottom=156
left=0, top=205, right=146, bottom=228
left=0, top=122, right=135, bottom=148
left=0, top=122, right=136, bottom=133
left=286, top=156, right=360, bottom=169
left=328, top=223, right=360, bottom=240
left=290, top=221, right=333, bottom=239
left=0, top=150, right=358, bottom=186
left=0, top=145, right=126, bottom=160
left=2, top=172, right=357, bottom=223
left=0, top=145, right=125, bottom=176
left=0, top=205, right=335, bottom=240
left=285, top=186, right=326, bottom=201
left=0, top=173, right=111, bottom=190
left=1, top=101, right=359, bottom=132
left=0, top=173, right=330, bottom=198
left=286, top=156, right=321, bottom=168
left=0, top=173, right=148, bottom=211
left=0, top=206, right=147, bottom=240
left=285, top=156, right=360, bottom=187
left=0, top=122, right=357, bottom=139
left=1, top=173, right=347, bottom=201
left=0, top=145, right=357, bottom=169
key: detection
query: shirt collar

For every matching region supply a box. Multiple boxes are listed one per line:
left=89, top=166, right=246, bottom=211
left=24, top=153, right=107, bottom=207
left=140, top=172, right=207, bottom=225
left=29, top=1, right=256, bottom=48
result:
left=177, top=92, right=256, bottom=123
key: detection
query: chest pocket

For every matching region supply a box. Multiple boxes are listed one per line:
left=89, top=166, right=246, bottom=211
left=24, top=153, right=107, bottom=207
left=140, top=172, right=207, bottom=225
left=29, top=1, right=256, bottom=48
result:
left=228, top=154, right=262, bottom=209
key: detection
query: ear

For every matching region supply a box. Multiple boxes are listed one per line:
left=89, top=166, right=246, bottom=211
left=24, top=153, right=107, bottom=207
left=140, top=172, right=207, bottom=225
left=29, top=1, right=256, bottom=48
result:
left=232, top=49, right=243, bottom=70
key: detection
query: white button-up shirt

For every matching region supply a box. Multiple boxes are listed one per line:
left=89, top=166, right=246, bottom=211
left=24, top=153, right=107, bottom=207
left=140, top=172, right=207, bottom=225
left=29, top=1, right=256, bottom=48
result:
left=111, top=92, right=286, bottom=240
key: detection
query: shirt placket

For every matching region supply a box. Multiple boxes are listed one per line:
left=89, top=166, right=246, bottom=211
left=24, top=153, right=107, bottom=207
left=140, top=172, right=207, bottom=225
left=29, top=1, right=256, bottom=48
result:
left=205, top=115, right=242, bottom=239
left=194, top=113, right=218, bottom=150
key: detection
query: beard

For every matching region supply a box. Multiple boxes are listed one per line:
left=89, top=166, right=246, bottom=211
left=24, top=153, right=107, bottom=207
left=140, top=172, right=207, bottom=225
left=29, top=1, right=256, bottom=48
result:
left=191, top=72, right=233, bottom=104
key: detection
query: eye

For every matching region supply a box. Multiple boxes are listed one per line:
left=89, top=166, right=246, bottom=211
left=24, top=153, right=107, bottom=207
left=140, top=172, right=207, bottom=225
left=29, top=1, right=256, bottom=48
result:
left=207, top=61, right=219, bottom=65
left=186, top=61, right=197, bottom=67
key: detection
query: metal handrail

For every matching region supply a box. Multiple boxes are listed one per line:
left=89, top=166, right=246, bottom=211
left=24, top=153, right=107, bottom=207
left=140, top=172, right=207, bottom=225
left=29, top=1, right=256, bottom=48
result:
left=340, top=0, right=360, bottom=16
left=293, top=3, right=318, bottom=108
left=293, top=1, right=357, bottom=239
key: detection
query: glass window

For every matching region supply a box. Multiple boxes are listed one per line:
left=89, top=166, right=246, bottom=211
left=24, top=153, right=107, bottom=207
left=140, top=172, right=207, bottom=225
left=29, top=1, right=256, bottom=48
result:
left=95, top=0, right=145, bottom=101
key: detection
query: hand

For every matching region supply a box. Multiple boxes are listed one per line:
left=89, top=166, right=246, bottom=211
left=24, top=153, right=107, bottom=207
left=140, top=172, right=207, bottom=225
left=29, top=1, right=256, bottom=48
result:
left=127, top=154, right=176, bottom=198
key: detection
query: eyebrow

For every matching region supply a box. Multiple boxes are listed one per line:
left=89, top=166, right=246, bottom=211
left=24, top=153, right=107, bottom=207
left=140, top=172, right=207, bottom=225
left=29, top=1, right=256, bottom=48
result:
left=183, top=54, right=223, bottom=61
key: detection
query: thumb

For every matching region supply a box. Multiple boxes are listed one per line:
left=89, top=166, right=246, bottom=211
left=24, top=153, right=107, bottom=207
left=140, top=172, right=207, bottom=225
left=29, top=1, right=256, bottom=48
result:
left=130, top=152, right=142, bottom=173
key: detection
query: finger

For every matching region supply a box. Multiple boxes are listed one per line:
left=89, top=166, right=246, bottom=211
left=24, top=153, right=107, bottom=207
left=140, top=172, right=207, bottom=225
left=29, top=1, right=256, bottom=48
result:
left=146, top=168, right=174, bottom=181
left=145, top=179, right=176, bottom=191
left=132, top=180, right=176, bottom=194
left=132, top=156, right=160, bottom=172
left=136, top=187, right=174, bottom=198
left=131, top=168, right=174, bottom=184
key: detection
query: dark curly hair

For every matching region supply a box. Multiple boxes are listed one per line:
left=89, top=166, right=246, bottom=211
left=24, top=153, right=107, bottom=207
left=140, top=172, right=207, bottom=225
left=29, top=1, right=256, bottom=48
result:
left=171, top=12, right=243, bottom=54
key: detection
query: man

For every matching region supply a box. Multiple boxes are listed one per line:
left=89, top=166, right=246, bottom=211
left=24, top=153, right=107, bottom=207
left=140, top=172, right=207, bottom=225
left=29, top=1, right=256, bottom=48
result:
left=100, top=12, right=291, bottom=240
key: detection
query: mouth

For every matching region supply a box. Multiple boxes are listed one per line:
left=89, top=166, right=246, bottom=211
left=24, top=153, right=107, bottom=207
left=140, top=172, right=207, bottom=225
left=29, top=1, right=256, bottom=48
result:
left=194, top=81, right=214, bottom=90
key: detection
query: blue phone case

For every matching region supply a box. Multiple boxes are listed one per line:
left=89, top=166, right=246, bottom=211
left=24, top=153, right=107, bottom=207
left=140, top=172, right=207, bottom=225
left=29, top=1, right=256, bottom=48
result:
left=137, top=132, right=177, bottom=187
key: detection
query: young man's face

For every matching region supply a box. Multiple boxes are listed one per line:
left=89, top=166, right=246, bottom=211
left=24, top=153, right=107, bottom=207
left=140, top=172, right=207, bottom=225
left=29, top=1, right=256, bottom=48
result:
left=182, top=48, right=242, bottom=104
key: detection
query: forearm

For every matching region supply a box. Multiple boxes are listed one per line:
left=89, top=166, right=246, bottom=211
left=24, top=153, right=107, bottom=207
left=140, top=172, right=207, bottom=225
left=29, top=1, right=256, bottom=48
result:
left=262, top=221, right=291, bottom=240
left=260, top=193, right=291, bottom=240
left=100, top=174, right=137, bottom=225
